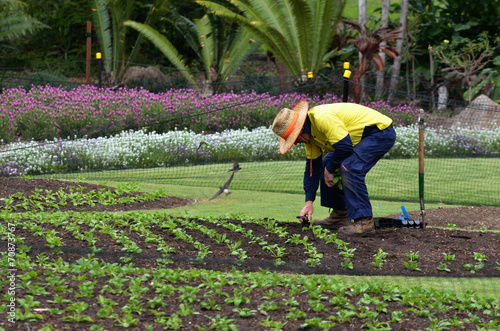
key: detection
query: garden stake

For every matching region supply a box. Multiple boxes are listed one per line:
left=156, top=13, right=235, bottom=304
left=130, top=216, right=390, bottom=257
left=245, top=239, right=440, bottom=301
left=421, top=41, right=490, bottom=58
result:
left=418, top=109, right=426, bottom=228
left=342, top=62, right=351, bottom=102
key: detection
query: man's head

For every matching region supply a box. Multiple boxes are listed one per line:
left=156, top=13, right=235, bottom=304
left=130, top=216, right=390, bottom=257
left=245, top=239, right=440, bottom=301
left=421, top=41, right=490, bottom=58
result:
left=271, top=101, right=309, bottom=154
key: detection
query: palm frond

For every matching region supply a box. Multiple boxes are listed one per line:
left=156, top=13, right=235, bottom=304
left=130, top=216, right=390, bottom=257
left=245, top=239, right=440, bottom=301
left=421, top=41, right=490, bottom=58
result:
left=281, top=0, right=311, bottom=73
left=90, top=0, right=113, bottom=73
left=194, top=15, right=215, bottom=80
left=197, top=0, right=299, bottom=75
left=125, top=0, right=173, bottom=77
left=242, top=0, right=286, bottom=32
left=123, top=20, right=196, bottom=87
left=0, top=15, right=46, bottom=41
left=313, top=0, right=345, bottom=69
left=166, top=8, right=201, bottom=60
left=218, top=28, right=260, bottom=80
left=0, top=2, right=48, bottom=42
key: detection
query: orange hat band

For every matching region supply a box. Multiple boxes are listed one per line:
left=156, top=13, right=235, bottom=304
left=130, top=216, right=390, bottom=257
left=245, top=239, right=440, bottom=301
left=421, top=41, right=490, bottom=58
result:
left=282, top=112, right=299, bottom=140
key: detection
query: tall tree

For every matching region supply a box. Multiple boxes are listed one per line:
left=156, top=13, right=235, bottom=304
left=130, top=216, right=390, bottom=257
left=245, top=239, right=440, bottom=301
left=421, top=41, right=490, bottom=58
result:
left=375, top=0, right=390, bottom=99
left=388, top=0, right=408, bottom=102
left=341, top=19, right=400, bottom=103
left=357, top=0, right=367, bottom=101
left=196, top=0, right=345, bottom=80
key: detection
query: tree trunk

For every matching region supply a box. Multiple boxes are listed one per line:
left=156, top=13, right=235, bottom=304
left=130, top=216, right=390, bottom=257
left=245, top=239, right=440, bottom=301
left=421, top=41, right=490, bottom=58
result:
left=376, top=0, right=390, bottom=99
left=388, top=0, right=408, bottom=103
left=358, top=0, right=367, bottom=102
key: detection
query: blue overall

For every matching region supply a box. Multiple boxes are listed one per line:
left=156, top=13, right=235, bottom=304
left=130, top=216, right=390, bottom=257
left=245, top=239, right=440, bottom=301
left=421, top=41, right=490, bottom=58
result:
left=319, top=126, right=396, bottom=219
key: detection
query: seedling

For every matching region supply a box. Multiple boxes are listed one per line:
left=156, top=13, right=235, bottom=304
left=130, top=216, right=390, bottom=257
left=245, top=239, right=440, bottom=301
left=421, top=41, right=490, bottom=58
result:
left=110, top=311, right=139, bottom=327
left=199, top=300, right=221, bottom=311
left=97, top=305, right=114, bottom=319
left=62, top=302, right=94, bottom=323
left=205, top=315, right=235, bottom=330
left=463, top=263, right=484, bottom=274
left=263, top=289, right=281, bottom=299
left=437, top=262, right=451, bottom=272
left=300, top=317, right=332, bottom=329
left=260, top=316, right=287, bottom=329
left=442, top=253, right=455, bottom=261
left=371, top=248, right=388, bottom=269
left=340, top=247, right=356, bottom=270
left=178, top=286, right=200, bottom=303
left=224, top=289, right=250, bottom=306
left=473, top=252, right=488, bottom=262
left=282, top=297, right=299, bottom=307
left=259, top=301, right=279, bottom=311
left=286, top=307, right=307, bottom=320
left=308, top=299, right=327, bottom=312
left=232, top=307, right=256, bottom=317
left=16, top=296, right=43, bottom=321
left=178, top=303, right=197, bottom=317
left=403, top=251, right=421, bottom=271
left=47, top=295, right=71, bottom=304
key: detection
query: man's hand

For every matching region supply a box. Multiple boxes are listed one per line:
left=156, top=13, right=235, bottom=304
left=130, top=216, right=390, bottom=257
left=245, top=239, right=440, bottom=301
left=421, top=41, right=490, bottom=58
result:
left=324, top=167, right=335, bottom=187
left=300, top=201, right=314, bottom=221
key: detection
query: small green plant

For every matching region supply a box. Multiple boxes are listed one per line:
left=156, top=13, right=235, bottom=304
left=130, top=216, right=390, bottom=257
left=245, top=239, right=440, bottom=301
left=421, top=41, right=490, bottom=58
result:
left=224, top=289, right=250, bottom=306
left=437, top=262, right=451, bottom=272
left=371, top=248, right=388, bottom=269
left=463, top=263, right=484, bottom=274
left=340, top=247, right=356, bottom=270
left=232, top=307, right=257, bottom=317
left=286, top=307, right=307, bottom=320
left=199, top=299, right=221, bottom=311
left=206, top=315, right=236, bottom=330
left=262, top=244, right=288, bottom=266
left=333, top=168, right=343, bottom=189
left=442, top=253, right=455, bottom=261
left=259, top=301, right=279, bottom=311
left=260, top=316, right=287, bottom=329
left=62, top=302, right=94, bottom=323
left=403, top=251, right=421, bottom=271
left=473, top=252, right=488, bottom=262
left=178, top=303, right=197, bottom=317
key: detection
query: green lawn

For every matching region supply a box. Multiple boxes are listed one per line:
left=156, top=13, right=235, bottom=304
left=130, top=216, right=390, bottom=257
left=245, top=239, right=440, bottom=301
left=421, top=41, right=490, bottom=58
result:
left=35, top=159, right=500, bottom=299
left=47, top=157, right=500, bottom=210
left=343, top=0, right=402, bottom=20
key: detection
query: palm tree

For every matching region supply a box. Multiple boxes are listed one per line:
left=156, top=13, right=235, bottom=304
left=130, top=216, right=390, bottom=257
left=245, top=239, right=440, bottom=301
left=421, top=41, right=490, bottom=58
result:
left=124, top=13, right=259, bottom=93
left=0, top=0, right=46, bottom=41
left=341, top=19, right=401, bottom=103
left=90, top=0, right=172, bottom=83
left=196, top=0, right=345, bottom=82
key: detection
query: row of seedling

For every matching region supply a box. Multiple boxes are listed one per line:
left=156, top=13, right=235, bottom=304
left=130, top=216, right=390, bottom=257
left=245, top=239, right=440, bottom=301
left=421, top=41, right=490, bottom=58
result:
left=0, top=182, right=167, bottom=212
left=2, top=210, right=498, bottom=274
left=1, top=256, right=498, bottom=329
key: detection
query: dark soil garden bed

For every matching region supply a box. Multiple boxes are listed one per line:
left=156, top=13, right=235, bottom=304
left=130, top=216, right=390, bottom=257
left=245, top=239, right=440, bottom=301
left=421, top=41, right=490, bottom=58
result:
left=0, top=178, right=498, bottom=330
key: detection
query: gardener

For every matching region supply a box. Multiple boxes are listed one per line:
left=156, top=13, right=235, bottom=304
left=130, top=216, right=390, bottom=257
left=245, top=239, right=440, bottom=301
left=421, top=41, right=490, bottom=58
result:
left=271, top=101, right=396, bottom=236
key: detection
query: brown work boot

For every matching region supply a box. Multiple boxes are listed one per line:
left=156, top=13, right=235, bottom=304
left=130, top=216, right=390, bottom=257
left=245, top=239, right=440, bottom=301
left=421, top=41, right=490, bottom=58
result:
left=338, top=217, right=375, bottom=236
left=313, top=210, right=350, bottom=228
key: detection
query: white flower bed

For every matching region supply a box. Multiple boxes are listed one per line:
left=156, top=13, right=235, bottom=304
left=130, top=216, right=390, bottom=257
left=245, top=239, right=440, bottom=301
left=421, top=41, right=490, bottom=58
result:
left=0, top=125, right=499, bottom=176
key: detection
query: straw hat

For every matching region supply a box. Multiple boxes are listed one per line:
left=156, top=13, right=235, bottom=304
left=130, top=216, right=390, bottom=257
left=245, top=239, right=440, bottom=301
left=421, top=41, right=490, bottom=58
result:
left=271, top=101, right=309, bottom=154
